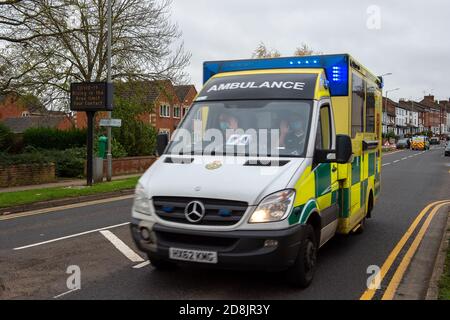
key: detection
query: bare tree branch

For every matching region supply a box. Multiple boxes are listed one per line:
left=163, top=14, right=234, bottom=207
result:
left=0, top=0, right=191, bottom=111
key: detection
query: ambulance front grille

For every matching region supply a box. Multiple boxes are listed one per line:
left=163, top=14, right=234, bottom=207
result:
left=152, top=197, right=248, bottom=226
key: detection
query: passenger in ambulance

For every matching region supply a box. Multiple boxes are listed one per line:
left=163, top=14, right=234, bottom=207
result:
left=218, top=112, right=239, bottom=131
left=279, top=114, right=307, bottom=156
left=218, top=112, right=241, bottom=147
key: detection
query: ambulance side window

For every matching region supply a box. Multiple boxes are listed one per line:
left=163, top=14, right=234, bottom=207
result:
left=366, top=82, right=376, bottom=133
left=316, top=105, right=332, bottom=150
left=352, top=72, right=365, bottom=138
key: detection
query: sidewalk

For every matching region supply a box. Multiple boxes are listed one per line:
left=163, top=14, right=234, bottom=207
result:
left=394, top=204, right=450, bottom=300
left=0, top=174, right=142, bottom=193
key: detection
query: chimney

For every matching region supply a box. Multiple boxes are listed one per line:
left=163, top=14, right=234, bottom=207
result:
left=424, top=95, right=435, bottom=103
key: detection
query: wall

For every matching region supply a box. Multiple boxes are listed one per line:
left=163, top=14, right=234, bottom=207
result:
left=0, top=163, right=56, bottom=188
left=102, top=156, right=156, bottom=177
left=0, top=95, right=25, bottom=121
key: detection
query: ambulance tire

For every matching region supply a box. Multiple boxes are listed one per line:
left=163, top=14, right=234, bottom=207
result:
left=148, top=255, right=177, bottom=271
left=353, top=217, right=366, bottom=235
left=286, top=224, right=317, bottom=288
left=353, top=193, right=373, bottom=235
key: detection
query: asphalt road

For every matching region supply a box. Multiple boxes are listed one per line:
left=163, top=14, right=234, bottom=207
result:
left=1, top=146, right=449, bottom=300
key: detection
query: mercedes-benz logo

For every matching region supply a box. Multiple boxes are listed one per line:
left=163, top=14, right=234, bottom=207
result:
left=184, top=201, right=206, bottom=223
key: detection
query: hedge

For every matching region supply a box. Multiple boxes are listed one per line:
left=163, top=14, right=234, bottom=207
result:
left=23, top=127, right=87, bottom=150
left=0, top=123, right=13, bottom=152
left=0, top=148, right=85, bottom=178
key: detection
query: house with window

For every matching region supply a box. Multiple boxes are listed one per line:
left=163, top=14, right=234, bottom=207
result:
left=137, top=82, right=197, bottom=137
left=395, top=104, right=408, bottom=136
left=398, top=100, right=420, bottom=135
left=420, top=95, right=441, bottom=134
left=446, top=102, right=450, bottom=135
left=174, top=85, right=197, bottom=118
left=1, top=93, right=74, bottom=133
left=382, top=97, right=397, bottom=134
left=438, top=99, right=449, bottom=135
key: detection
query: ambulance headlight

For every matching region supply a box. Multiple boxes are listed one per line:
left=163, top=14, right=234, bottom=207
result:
left=249, top=190, right=296, bottom=224
left=133, top=183, right=151, bottom=215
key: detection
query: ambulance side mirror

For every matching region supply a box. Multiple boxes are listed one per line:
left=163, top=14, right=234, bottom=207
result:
left=156, top=133, right=169, bottom=156
left=314, top=135, right=352, bottom=164
left=335, top=135, right=353, bottom=164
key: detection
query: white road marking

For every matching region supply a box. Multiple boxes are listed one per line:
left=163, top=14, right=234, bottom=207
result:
left=0, top=195, right=134, bottom=221
left=383, top=150, right=405, bottom=156
left=393, top=160, right=400, bottom=163
left=133, top=260, right=151, bottom=269
left=402, top=157, right=408, bottom=160
left=53, top=288, right=80, bottom=299
left=383, top=163, right=391, bottom=167
left=14, top=222, right=130, bottom=250
left=100, top=230, right=144, bottom=263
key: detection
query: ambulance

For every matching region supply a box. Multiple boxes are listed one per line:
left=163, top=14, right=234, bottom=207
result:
left=411, top=136, right=430, bottom=151
left=131, top=54, right=383, bottom=287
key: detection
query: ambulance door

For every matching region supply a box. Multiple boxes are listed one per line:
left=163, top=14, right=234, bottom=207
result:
left=314, top=100, right=339, bottom=246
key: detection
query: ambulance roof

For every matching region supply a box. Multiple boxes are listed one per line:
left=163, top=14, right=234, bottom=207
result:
left=203, top=54, right=381, bottom=97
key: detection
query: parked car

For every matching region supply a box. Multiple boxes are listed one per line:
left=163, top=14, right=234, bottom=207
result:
left=396, top=139, right=409, bottom=149
left=430, top=137, right=440, bottom=145
left=445, top=144, right=450, bottom=157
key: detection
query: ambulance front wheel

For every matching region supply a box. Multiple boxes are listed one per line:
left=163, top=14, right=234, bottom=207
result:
left=286, top=224, right=317, bottom=288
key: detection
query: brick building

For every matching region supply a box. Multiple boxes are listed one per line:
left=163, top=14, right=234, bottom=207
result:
left=420, top=95, right=443, bottom=134
left=174, top=85, right=197, bottom=118
left=438, top=100, right=450, bottom=135
left=0, top=93, right=41, bottom=120
left=0, top=93, right=74, bottom=133
left=382, top=97, right=397, bottom=134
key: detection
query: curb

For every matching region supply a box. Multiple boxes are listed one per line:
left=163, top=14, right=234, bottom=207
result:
left=394, top=204, right=450, bottom=300
left=0, top=189, right=134, bottom=216
left=426, top=208, right=450, bottom=300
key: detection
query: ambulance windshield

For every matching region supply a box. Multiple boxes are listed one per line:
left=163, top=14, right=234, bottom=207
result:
left=167, top=100, right=313, bottom=158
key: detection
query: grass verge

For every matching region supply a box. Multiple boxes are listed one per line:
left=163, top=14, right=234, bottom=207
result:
left=0, top=176, right=139, bottom=209
left=438, top=229, right=450, bottom=300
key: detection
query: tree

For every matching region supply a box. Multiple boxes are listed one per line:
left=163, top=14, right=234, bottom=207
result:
left=252, top=42, right=281, bottom=59
left=252, top=42, right=321, bottom=59
left=111, top=81, right=158, bottom=156
left=0, top=0, right=190, bottom=111
left=294, top=43, right=321, bottom=56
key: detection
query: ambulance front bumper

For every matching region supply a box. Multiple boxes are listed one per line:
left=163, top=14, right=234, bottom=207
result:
left=130, top=219, right=307, bottom=271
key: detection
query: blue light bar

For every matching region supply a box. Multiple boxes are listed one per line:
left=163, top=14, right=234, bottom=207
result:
left=203, top=54, right=350, bottom=96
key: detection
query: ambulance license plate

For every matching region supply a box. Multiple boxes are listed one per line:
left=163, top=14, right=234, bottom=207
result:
left=169, top=248, right=218, bottom=264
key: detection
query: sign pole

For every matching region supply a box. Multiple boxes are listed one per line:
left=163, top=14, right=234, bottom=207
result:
left=86, top=111, right=95, bottom=187
left=106, top=0, right=113, bottom=182
left=70, top=82, right=113, bottom=186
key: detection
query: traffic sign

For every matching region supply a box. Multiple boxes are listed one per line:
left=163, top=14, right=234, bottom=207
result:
left=70, top=82, right=113, bottom=112
left=100, top=119, right=122, bottom=128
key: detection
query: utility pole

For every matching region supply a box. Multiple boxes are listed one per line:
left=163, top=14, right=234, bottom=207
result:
left=106, top=0, right=113, bottom=182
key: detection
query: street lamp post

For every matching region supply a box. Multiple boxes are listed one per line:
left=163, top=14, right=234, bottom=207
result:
left=106, top=0, right=113, bottom=182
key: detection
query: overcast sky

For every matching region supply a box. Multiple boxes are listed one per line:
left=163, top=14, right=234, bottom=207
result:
left=171, top=0, right=450, bottom=102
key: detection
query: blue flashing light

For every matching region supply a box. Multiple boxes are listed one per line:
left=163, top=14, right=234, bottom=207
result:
left=162, top=206, right=175, bottom=213
left=203, top=54, right=350, bottom=96
left=218, top=208, right=232, bottom=217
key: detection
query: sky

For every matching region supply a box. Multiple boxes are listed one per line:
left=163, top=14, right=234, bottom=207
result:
left=171, top=0, right=450, bottom=103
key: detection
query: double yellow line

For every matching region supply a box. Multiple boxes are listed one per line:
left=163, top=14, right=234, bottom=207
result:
left=360, top=200, right=450, bottom=300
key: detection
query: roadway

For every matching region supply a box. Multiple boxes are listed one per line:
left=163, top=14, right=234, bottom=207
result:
left=1, top=146, right=449, bottom=300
